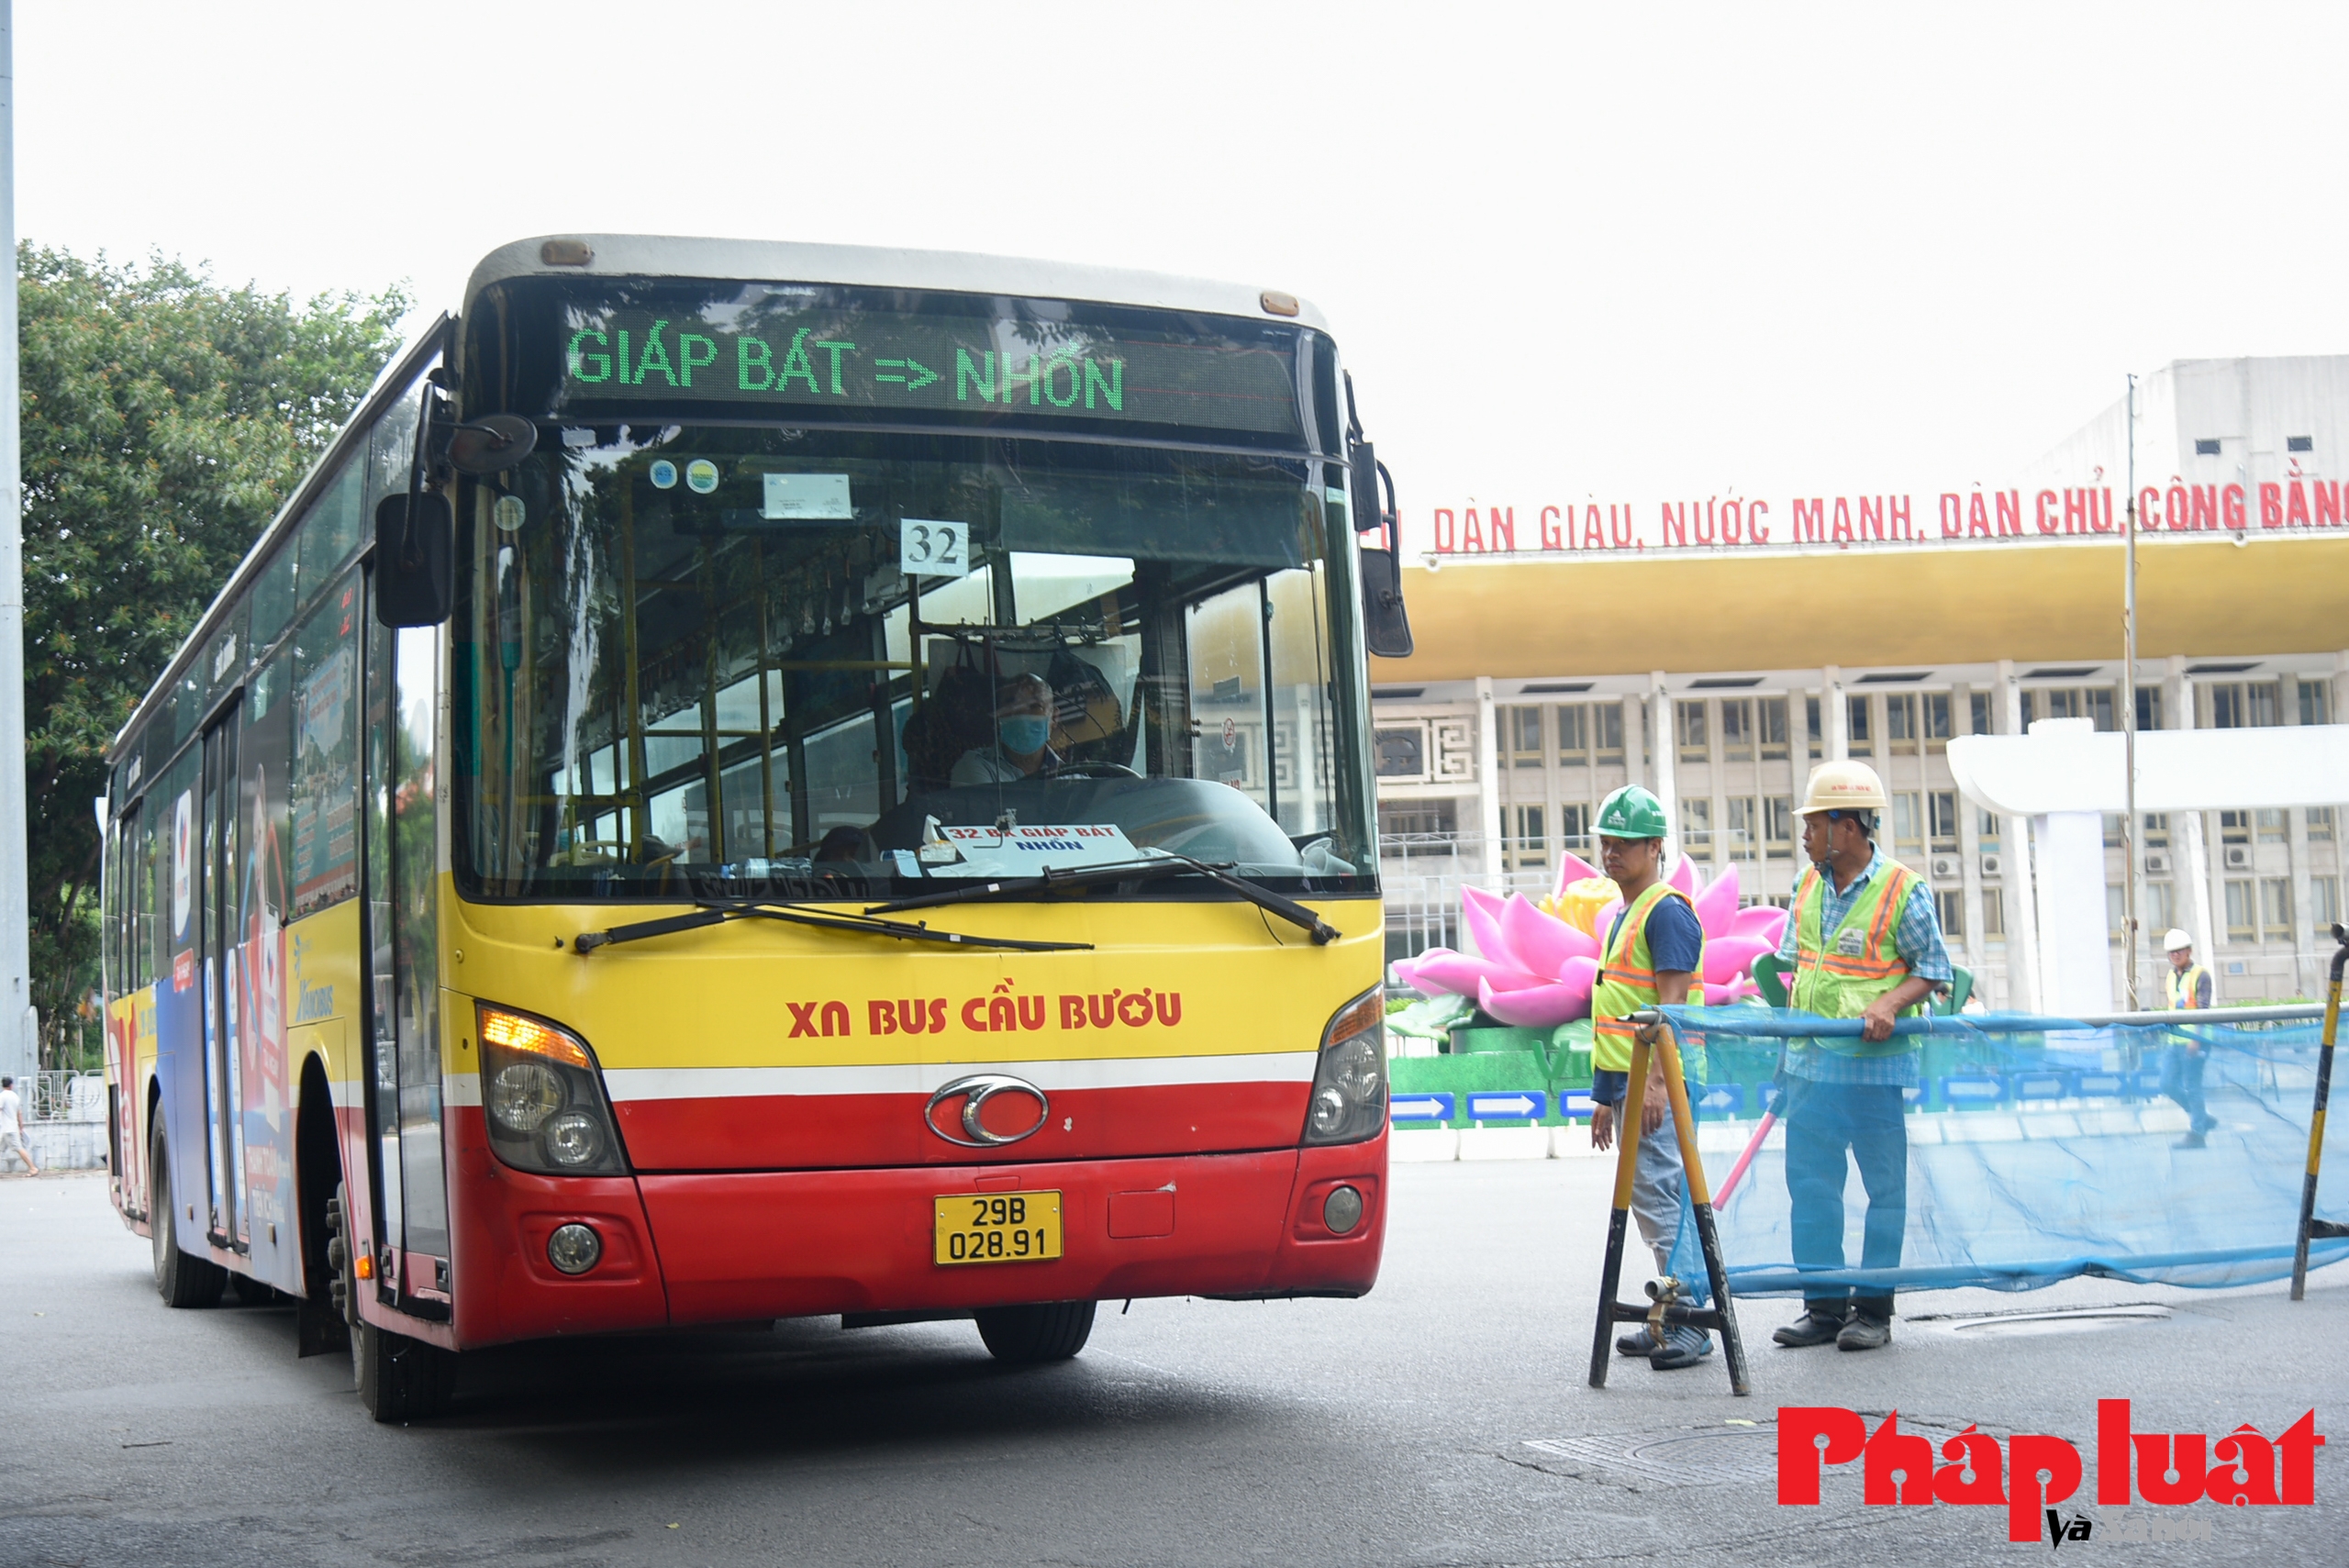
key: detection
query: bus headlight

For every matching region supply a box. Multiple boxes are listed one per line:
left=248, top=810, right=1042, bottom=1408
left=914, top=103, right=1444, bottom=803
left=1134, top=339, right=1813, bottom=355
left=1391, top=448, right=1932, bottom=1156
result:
left=1302, top=987, right=1387, bottom=1146
left=490, top=1061, right=565, bottom=1134
left=476, top=1004, right=629, bottom=1176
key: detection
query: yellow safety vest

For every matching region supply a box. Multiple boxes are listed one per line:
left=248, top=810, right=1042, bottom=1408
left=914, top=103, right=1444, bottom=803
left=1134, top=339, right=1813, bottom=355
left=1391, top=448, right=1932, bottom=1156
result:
left=1788, top=856, right=1920, bottom=1057
left=2166, top=963, right=2208, bottom=1010
left=1591, top=881, right=1704, bottom=1074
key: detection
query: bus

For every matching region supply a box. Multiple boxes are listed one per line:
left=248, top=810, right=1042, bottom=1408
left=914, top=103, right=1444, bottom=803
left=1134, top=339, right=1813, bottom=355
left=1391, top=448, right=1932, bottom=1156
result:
left=99, top=235, right=1412, bottom=1420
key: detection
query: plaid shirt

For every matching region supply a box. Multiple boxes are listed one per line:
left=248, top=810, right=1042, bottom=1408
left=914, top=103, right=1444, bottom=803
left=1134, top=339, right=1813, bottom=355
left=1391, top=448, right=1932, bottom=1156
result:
left=1776, top=846, right=1954, bottom=1086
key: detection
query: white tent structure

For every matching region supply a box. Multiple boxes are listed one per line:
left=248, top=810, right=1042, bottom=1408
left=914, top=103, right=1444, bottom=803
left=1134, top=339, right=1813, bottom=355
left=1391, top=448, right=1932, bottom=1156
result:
left=1947, top=719, right=2349, bottom=1013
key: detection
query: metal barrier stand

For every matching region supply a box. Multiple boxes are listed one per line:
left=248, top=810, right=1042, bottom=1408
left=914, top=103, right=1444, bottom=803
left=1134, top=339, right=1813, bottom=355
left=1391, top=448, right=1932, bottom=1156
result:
left=1585, top=1011, right=1750, bottom=1396
left=2291, top=921, right=2349, bottom=1301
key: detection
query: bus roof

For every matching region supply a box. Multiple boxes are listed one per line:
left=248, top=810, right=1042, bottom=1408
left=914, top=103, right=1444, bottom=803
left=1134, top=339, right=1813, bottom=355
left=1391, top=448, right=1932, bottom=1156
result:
left=462, top=234, right=1331, bottom=335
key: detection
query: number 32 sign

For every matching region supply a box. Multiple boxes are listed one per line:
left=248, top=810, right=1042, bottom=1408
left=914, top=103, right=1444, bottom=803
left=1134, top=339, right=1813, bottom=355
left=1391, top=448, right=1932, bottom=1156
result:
left=900, top=518, right=970, bottom=580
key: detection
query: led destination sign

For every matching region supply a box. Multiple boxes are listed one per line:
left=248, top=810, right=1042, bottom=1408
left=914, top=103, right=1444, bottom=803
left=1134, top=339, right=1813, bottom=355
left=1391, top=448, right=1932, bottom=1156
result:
left=559, top=301, right=1303, bottom=439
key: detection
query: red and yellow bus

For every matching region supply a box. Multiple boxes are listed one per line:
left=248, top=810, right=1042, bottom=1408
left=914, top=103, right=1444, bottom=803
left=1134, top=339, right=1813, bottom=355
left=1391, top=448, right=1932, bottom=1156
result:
left=100, top=236, right=1409, bottom=1419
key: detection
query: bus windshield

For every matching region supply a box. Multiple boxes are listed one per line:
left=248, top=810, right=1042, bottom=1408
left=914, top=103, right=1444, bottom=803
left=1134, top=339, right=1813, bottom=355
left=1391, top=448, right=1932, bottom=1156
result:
left=451, top=425, right=1376, bottom=902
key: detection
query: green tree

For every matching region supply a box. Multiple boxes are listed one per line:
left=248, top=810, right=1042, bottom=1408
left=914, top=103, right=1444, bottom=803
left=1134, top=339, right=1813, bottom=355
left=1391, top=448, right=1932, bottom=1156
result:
left=21, top=245, right=409, bottom=1063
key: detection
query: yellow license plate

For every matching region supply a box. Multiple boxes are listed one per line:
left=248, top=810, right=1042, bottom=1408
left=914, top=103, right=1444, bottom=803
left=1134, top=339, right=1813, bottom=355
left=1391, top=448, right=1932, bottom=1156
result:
left=933, top=1190, right=1063, bottom=1266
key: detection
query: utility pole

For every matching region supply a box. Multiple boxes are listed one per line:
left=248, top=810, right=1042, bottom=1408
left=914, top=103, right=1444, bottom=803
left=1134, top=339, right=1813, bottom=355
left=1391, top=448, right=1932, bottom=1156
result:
left=2121, top=373, right=2142, bottom=1011
left=0, top=0, right=28, bottom=1080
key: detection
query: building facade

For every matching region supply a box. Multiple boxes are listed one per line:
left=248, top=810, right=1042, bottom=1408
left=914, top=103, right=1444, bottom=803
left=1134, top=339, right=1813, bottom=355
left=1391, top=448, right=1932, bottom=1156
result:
left=1374, top=357, right=2349, bottom=1007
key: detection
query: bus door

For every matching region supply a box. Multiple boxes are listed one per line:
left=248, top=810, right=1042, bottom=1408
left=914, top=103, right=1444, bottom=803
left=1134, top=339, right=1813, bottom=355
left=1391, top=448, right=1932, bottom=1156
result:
left=199, top=704, right=250, bottom=1251
left=362, top=593, right=451, bottom=1315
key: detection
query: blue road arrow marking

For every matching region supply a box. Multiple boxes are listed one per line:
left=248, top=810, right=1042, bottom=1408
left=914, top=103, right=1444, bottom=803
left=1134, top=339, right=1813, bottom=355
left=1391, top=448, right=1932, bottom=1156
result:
left=1465, top=1091, right=1545, bottom=1119
left=1389, top=1094, right=1454, bottom=1122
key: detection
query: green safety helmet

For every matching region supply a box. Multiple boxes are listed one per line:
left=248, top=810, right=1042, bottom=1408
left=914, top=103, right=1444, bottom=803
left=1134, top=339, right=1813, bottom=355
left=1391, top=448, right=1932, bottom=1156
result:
left=1595, top=784, right=1670, bottom=841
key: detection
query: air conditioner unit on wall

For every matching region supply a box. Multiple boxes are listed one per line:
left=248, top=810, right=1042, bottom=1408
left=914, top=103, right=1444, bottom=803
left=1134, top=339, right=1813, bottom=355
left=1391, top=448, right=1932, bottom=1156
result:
left=1929, top=855, right=1961, bottom=881
left=2144, top=851, right=2172, bottom=875
left=1980, top=854, right=2003, bottom=879
left=2223, top=845, right=2253, bottom=870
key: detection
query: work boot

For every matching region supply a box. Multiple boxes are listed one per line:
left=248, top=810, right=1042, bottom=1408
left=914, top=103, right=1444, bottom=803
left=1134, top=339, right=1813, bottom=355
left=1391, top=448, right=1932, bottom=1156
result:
left=1615, top=1325, right=1661, bottom=1357
left=2174, top=1131, right=2207, bottom=1150
left=1649, top=1324, right=1714, bottom=1371
left=1773, top=1308, right=1848, bottom=1348
left=1836, top=1312, right=1893, bottom=1351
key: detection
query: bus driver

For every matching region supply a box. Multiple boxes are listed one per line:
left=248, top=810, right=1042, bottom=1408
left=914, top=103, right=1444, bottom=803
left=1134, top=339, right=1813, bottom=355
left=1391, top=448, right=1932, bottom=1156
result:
left=952, top=673, right=1063, bottom=784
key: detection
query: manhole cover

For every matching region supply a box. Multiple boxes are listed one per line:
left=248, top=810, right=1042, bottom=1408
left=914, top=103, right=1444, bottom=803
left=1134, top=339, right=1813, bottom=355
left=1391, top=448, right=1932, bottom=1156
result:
left=1921, top=1304, right=2173, bottom=1338
left=1522, top=1425, right=1779, bottom=1489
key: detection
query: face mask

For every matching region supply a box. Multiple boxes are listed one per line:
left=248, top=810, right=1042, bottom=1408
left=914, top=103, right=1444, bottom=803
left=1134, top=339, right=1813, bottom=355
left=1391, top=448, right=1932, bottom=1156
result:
left=998, top=715, right=1051, bottom=755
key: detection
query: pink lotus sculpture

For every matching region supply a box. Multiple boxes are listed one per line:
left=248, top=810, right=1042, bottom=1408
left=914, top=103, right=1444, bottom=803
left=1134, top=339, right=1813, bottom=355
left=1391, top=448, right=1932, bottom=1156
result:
left=1390, top=852, right=1786, bottom=1029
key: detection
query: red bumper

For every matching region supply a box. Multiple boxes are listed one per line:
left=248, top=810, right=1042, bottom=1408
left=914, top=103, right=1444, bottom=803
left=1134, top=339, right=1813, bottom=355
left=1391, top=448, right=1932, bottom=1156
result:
left=450, top=1118, right=1385, bottom=1346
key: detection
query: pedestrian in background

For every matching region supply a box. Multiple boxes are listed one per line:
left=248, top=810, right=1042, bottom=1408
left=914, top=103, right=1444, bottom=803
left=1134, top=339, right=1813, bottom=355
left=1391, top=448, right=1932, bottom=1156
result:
left=2159, top=928, right=2218, bottom=1150
left=0, top=1076, right=39, bottom=1177
left=1771, top=761, right=1951, bottom=1352
left=1585, top=785, right=1711, bottom=1371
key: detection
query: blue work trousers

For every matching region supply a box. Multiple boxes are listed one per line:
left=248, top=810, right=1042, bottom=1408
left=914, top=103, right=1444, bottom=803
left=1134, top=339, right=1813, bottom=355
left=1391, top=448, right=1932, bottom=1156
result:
left=2160, top=1043, right=2214, bottom=1133
left=1783, top=1077, right=1908, bottom=1320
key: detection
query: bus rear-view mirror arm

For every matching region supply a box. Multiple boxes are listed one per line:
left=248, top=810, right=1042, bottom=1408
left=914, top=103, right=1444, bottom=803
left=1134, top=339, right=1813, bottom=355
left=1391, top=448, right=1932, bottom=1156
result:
left=1350, top=439, right=1413, bottom=659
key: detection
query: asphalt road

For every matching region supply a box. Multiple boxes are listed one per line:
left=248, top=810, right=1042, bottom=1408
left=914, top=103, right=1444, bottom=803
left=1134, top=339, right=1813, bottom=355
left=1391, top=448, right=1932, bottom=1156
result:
left=0, top=1161, right=2339, bottom=1567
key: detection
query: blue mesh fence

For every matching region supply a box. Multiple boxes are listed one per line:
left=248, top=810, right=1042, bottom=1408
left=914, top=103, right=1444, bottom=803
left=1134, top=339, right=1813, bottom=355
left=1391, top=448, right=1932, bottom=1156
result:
left=1650, top=1005, right=2349, bottom=1299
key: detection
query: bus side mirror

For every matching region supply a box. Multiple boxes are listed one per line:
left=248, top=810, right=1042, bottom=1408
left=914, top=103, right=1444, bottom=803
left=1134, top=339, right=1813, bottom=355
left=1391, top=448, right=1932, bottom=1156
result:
left=1358, top=542, right=1413, bottom=658
left=375, top=492, right=454, bottom=626
left=1349, top=440, right=1383, bottom=537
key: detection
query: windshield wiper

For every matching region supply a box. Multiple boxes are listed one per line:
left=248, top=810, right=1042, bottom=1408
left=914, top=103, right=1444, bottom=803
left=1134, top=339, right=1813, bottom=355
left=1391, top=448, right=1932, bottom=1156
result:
left=573, top=901, right=1094, bottom=955
left=864, top=854, right=1341, bottom=945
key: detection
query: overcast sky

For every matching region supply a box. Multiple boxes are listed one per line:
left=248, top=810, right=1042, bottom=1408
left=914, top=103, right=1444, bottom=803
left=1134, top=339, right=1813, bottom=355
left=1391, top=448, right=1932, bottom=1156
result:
left=23, top=3, right=2349, bottom=550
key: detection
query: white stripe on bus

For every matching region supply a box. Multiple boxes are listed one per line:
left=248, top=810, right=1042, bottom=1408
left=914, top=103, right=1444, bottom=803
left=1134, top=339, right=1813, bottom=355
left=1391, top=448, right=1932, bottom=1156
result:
left=599, top=1051, right=1320, bottom=1104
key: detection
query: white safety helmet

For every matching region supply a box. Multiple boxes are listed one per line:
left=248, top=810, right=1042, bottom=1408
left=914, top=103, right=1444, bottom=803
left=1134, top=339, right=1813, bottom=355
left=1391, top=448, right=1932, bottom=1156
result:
left=1796, top=759, right=1889, bottom=817
left=2163, top=929, right=2194, bottom=954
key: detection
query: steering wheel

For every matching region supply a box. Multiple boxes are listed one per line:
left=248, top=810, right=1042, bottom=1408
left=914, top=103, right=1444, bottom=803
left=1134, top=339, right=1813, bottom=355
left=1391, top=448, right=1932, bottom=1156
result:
left=1047, top=762, right=1142, bottom=780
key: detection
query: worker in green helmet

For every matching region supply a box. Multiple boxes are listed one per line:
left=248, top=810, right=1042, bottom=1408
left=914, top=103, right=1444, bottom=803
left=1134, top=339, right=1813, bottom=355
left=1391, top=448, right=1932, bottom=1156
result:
left=1586, top=784, right=1710, bottom=1371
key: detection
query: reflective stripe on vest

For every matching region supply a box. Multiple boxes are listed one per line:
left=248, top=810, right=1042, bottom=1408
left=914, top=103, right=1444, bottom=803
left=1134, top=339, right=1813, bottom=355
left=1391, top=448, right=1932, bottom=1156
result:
left=1788, top=857, right=1920, bottom=1040
left=1590, top=881, right=1703, bottom=1073
left=2167, top=963, right=2207, bottom=1010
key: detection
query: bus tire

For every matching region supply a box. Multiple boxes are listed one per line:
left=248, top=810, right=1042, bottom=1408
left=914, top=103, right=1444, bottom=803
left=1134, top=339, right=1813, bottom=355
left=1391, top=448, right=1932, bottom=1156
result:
left=333, top=1182, right=456, bottom=1423
left=150, top=1129, right=226, bottom=1309
left=974, top=1300, right=1097, bottom=1362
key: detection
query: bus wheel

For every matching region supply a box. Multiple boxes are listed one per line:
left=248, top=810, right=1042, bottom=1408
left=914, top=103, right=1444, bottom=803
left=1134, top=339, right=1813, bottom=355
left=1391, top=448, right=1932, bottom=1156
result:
left=331, top=1182, right=456, bottom=1423
left=150, top=1129, right=225, bottom=1309
left=974, top=1301, right=1097, bottom=1363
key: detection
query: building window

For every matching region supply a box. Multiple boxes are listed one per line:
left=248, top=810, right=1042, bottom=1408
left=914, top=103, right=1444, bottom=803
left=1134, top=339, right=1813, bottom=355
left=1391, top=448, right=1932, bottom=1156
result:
left=1560, top=802, right=1589, bottom=852
left=2309, top=806, right=2336, bottom=842
left=2020, top=689, right=2036, bottom=728
left=1935, top=889, right=1965, bottom=940
left=1924, top=693, right=1953, bottom=750
left=1506, top=705, right=1544, bottom=768
left=2220, top=810, right=2251, bottom=845
left=2288, top=435, right=2314, bottom=453
left=1556, top=703, right=1586, bottom=763
left=2209, top=681, right=2281, bottom=728
left=2107, top=884, right=2128, bottom=945
left=1969, top=691, right=1992, bottom=736
left=1596, top=702, right=1624, bottom=764
left=1760, top=697, right=1789, bottom=760
left=2225, top=879, right=2255, bottom=942
left=1726, top=796, right=1757, bottom=860
left=1680, top=796, right=1714, bottom=860
left=2145, top=880, right=2176, bottom=935
left=1983, top=888, right=2005, bottom=937
left=2102, top=813, right=2126, bottom=849
left=1891, top=791, right=1923, bottom=855
left=1375, top=726, right=1427, bottom=779
left=1765, top=795, right=1795, bottom=858
left=2257, top=808, right=2288, bottom=844
left=2136, top=685, right=2162, bottom=731
left=1978, top=809, right=2000, bottom=855
left=2301, top=679, right=2333, bottom=727
left=1507, top=805, right=1547, bottom=873
left=1720, top=698, right=1754, bottom=761
left=1846, top=695, right=1873, bottom=756
left=2142, top=813, right=2169, bottom=850
left=2261, top=876, right=2294, bottom=937
left=1885, top=693, right=1920, bottom=752
left=1806, top=695, right=1823, bottom=758
left=2315, top=875, right=2341, bottom=931
left=1675, top=699, right=1709, bottom=763
left=2194, top=438, right=2221, bottom=456
left=1929, top=791, right=1958, bottom=851
left=1378, top=798, right=1457, bottom=840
